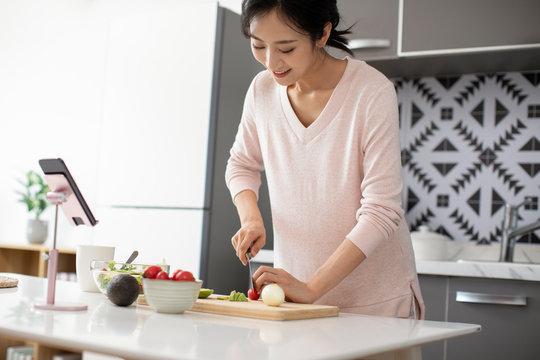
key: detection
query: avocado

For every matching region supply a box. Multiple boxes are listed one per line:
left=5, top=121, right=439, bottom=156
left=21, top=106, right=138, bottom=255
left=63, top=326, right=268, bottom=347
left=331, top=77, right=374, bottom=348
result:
left=198, top=288, right=214, bottom=298
left=106, top=274, right=140, bottom=306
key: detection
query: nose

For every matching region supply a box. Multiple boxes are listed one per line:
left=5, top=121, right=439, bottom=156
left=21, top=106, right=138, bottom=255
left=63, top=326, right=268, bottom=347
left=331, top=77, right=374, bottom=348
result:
left=264, top=49, right=281, bottom=71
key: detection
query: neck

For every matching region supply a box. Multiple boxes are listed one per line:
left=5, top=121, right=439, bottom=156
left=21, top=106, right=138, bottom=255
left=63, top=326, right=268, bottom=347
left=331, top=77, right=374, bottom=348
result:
left=291, top=52, right=345, bottom=94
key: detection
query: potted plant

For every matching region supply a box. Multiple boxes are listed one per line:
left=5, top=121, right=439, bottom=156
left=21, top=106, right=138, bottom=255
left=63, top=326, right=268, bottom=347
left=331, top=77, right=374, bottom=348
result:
left=16, top=170, right=50, bottom=244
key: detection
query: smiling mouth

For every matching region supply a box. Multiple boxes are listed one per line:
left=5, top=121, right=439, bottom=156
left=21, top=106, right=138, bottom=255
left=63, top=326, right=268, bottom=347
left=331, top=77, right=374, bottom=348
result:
left=272, top=69, right=291, bottom=78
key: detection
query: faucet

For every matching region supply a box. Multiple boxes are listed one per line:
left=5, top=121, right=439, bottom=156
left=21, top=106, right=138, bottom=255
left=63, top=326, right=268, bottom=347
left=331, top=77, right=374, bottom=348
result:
left=499, top=199, right=540, bottom=262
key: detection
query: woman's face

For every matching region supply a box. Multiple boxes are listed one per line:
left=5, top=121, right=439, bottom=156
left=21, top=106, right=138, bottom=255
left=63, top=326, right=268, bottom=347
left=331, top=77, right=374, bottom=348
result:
left=249, top=9, right=324, bottom=86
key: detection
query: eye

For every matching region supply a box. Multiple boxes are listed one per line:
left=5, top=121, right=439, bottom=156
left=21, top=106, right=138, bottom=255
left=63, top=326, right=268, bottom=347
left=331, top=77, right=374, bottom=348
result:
left=280, top=48, right=295, bottom=54
left=252, top=44, right=265, bottom=50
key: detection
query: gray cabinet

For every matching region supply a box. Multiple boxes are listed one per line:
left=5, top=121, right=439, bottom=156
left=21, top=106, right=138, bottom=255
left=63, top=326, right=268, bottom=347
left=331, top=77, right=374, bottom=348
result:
left=447, top=277, right=540, bottom=360
left=418, top=275, right=447, bottom=360
left=419, top=275, right=540, bottom=360
left=337, top=0, right=540, bottom=77
left=401, top=0, right=540, bottom=55
left=337, top=0, right=399, bottom=60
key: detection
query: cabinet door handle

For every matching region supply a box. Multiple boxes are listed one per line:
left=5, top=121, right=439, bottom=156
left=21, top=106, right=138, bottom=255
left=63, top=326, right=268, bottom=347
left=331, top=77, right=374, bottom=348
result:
left=348, top=39, right=391, bottom=50
left=456, top=291, right=527, bottom=306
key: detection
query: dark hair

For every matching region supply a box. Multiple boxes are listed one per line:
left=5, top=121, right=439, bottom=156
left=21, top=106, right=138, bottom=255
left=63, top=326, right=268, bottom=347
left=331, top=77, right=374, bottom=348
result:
left=241, top=0, right=353, bottom=56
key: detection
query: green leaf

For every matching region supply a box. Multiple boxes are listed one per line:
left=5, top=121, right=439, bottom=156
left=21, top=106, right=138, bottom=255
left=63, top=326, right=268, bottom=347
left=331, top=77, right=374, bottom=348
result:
left=123, top=264, right=136, bottom=272
left=18, top=198, right=33, bottom=212
left=15, top=190, right=26, bottom=197
left=38, top=197, right=47, bottom=209
left=28, top=171, right=40, bottom=186
left=37, top=175, right=46, bottom=186
left=16, top=179, right=27, bottom=188
left=15, top=170, right=50, bottom=217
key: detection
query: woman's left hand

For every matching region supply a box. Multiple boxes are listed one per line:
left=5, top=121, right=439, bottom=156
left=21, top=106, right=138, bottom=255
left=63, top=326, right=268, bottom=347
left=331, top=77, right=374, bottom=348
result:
left=252, top=266, right=317, bottom=304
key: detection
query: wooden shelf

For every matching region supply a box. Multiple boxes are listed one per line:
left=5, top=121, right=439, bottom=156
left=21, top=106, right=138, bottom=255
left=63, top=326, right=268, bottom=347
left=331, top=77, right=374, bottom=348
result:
left=0, top=244, right=79, bottom=358
left=0, top=243, right=76, bottom=278
left=0, top=245, right=79, bottom=358
left=1, top=333, right=82, bottom=360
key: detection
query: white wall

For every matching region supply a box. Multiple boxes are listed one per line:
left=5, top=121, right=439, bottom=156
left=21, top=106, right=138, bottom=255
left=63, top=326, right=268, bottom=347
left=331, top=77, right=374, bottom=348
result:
left=218, top=0, right=241, bottom=14
left=0, top=0, right=109, bottom=248
left=0, top=0, right=218, bottom=277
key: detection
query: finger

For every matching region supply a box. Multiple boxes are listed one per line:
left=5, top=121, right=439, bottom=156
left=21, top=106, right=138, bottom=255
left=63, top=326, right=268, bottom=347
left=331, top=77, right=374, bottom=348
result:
left=239, top=234, right=258, bottom=265
left=252, top=265, right=272, bottom=279
left=231, top=234, right=238, bottom=250
left=237, top=239, right=246, bottom=265
left=251, top=234, right=267, bottom=256
left=232, top=229, right=244, bottom=249
left=254, top=269, right=282, bottom=292
left=248, top=240, right=262, bottom=258
left=249, top=232, right=266, bottom=257
left=232, top=231, right=249, bottom=265
left=235, top=230, right=247, bottom=259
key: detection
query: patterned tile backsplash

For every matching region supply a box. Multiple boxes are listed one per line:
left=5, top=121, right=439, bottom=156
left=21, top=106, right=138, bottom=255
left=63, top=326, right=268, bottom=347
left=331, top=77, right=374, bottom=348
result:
left=395, top=71, right=540, bottom=245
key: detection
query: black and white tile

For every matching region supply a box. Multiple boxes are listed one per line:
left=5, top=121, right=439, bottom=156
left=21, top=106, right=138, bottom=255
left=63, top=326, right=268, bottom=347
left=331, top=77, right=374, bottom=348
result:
left=395, top=71, right=540, bottom=245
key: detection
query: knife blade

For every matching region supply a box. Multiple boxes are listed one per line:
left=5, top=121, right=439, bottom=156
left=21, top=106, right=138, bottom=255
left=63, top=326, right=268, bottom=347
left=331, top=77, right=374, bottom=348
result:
left=246, top=247, right=255, bottom=289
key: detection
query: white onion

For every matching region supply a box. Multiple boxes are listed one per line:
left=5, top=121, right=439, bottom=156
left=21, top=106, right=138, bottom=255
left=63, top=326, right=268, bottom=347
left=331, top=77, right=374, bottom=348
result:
left=261, top=284, right=285, bottom=306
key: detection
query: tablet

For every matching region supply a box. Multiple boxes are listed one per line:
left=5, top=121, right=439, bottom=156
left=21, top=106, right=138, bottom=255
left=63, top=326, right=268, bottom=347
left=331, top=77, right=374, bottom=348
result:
left=39, top=158, right=98, bottom=226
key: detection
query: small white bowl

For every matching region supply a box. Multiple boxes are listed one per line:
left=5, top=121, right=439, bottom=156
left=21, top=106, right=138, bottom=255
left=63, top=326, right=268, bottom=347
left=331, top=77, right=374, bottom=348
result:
left=142, top=278, right=202, bottom=314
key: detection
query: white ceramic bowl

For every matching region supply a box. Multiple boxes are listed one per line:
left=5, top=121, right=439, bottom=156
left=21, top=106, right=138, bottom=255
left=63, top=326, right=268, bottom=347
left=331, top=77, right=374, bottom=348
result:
left=142, top=278, right=202, bottom=314
left=90, top=260, right=169, bottom=296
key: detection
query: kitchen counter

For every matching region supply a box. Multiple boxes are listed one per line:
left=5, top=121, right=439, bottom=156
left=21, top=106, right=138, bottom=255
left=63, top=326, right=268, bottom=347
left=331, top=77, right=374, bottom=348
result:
left=416, top=259, right=540, bottom=282
left=0, top=273, right=480, bottom=360
left=256, top=249, right=540, bottom=282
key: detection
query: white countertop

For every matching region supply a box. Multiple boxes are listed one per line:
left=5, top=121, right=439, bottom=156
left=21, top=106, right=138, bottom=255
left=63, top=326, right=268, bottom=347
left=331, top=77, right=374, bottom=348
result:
left=0, top=273, right=479, bottom=360
left=256, top=248, right=540, bottom=282
left=416, top=260, right=540, bottom=282
left=415, top=242, right=540, bottom=281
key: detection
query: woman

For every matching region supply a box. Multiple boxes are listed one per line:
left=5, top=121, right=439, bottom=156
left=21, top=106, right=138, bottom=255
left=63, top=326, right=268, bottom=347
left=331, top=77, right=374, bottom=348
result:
left=226, top=0, right=424, bottom=319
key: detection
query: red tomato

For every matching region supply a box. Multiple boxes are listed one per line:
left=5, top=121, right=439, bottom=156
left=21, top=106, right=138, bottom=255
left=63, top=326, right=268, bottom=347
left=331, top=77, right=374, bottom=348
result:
left=142, top=265, right=162, bottom=279
left=248, top=288, right=259, bottom=300
left=174, top=270, right=195, bottom=281
left=172, top=269, right=183, bottom=278
left=156, top=271, right=170, bottom=280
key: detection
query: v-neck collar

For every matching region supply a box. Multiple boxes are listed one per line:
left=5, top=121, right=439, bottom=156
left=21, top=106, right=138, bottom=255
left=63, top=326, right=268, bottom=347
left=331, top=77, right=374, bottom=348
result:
left=279, top=57, right=353, bottom=145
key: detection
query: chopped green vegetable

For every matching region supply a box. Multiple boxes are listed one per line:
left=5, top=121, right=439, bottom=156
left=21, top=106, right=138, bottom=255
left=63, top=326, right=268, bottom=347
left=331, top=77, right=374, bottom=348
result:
left=198, top=288, right=214, bottom=298
left=104, top=261, right=140, bottom=274
left=225, top=290, right=248, bottom=302
left=107, top=261, right=116, bottom=271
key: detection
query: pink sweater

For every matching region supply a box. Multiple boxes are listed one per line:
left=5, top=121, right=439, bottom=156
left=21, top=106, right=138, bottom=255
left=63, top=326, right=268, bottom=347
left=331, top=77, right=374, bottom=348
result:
left=226, top=58, right=424, bottom=318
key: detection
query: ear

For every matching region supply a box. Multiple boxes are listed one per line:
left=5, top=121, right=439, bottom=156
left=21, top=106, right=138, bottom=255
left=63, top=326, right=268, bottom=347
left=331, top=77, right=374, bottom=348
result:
left=316, top=22, right=332, bottom=48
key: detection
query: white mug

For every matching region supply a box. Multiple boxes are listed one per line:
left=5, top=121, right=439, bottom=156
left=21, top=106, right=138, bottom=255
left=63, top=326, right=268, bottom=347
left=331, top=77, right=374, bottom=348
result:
left=76, top=244, right=115, bottom=292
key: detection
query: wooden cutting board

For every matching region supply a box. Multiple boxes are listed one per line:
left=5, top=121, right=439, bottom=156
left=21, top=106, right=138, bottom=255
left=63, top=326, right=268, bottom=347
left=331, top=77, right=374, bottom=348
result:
left=0, top=276, right=18, bottom=288
left=190, top=295, right=339, bottom=321
left=138, top=294, right=339, bottom=321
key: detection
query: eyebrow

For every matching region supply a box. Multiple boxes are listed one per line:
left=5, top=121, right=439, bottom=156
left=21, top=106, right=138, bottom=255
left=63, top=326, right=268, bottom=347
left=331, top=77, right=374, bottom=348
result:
left=250, top=34, right=298, bottom=45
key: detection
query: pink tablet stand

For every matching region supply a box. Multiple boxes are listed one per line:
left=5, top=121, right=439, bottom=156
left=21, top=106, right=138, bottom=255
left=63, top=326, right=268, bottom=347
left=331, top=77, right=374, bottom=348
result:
left=34, top=192, right=88, bottom=311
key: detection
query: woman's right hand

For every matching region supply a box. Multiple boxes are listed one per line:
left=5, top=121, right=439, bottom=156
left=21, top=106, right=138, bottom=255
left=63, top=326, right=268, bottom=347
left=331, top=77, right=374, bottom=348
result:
left=231, top=221, right=266, bottom=266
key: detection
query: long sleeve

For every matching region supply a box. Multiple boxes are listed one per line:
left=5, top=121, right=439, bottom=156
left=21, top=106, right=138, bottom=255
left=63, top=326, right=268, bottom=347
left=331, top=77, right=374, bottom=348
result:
left=225, top=76, right=265, bottom=201
left=346, top=83, right=405, bottom=257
